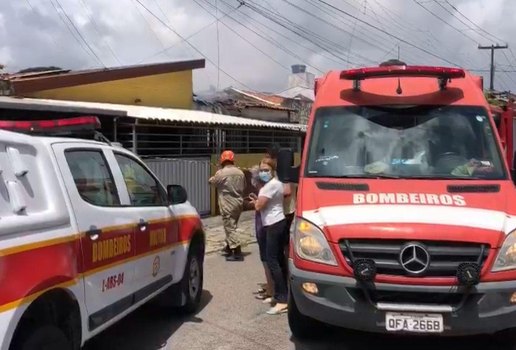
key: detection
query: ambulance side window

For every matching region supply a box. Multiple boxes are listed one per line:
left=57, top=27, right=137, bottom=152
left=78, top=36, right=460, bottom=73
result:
left=65, top=150, right=121, bottom=207
left=114, top=153, right=167, bottom=207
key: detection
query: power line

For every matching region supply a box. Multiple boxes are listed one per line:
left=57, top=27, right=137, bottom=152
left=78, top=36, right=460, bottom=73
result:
left=500, top=51, right=516, bottom=86
left=216, top=0, right=355, bottom=67
left=52, top=0, right=106, bottom=66
left=315, top=0, right=460, bottom=66
left=469, top=69, right=516, bottom=73
left=130, top=0, right=170, bottom=52
left=77, top=0, right=123, bottom=65
left=368, top=0, right=476, bottom=66
left=301, top=0, right=430, bottom=64
left=215, top=0, right=221, bottom=89
left=413, top=0, right=478, bottom=44
left=304, top=0, right=431, bottom=64
left=133, top=0, right=254, bottom=90
left=137, top=7, right=237, bottom=64
left=192, top=0, right=293, bottom=73
left=242, top=0, right=369, bottom=65
left=442, top=0, right=505, bottom=43
left=279, top=0, right=375, bottom=63
left=48, top=0, right=105, bottom=66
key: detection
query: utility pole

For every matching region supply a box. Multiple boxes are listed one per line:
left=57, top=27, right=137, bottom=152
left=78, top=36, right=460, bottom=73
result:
left=478, top=44, right=509, bottom=91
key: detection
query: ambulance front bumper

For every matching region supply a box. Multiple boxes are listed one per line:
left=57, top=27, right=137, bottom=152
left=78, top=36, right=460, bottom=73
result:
left=289, top=259, right=516, bottom=336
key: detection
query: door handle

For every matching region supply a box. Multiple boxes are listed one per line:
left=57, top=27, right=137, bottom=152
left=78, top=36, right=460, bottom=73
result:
left=86, top=228, right=101, bottom=241
left=137, top=219, right=149, bottom=232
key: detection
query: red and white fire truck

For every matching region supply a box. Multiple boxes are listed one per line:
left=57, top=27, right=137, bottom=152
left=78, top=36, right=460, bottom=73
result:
left=278, top=63, right=516, bottom=338
left=0, top=117, right=204, bottom=349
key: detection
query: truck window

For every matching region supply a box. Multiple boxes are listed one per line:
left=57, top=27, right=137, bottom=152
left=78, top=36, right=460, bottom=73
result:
left=306, top=105, right=506, bottom=179
left=114, top=153, right=167, bottom=207
left=65, top=150, right=121, bottom=206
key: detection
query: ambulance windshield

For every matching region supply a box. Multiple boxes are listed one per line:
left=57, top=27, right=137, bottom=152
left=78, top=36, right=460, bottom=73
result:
left=306, top=105, right=506, bottom=179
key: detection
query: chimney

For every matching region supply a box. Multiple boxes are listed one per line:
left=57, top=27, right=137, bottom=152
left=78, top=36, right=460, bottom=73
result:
left=288, top=64, right=315, bottom=90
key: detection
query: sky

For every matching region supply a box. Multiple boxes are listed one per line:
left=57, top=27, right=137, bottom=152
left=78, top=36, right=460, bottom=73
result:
left=0, top=0, right=515, bottom=94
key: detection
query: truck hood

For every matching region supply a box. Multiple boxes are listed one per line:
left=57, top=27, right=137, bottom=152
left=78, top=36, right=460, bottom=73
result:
left=300, top=179, right=516, bottom=248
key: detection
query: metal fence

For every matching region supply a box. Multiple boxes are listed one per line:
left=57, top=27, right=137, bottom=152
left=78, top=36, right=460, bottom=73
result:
left=115, top=122, right=302, bottom=158
left=145, top=157, right=211, bottom=216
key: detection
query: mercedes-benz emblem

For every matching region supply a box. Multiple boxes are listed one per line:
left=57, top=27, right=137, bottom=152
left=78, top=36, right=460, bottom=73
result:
left=399, top=243, right=430, bottom=275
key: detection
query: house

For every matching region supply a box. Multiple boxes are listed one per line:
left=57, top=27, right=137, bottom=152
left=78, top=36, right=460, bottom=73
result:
left=194, top=64, right=314, bottom=125
left=1, top=59, right=205, bottom=110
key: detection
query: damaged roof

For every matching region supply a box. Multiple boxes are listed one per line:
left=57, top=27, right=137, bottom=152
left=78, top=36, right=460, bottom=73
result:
left=3, top=59, right=206, bottom=95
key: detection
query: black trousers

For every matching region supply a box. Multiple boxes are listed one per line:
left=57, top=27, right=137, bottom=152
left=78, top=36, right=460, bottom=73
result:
left=265, top=219, right=288, bottom=303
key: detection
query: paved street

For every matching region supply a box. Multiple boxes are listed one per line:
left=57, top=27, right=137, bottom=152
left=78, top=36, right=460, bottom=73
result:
left=85, top=240, right=516, bottom=350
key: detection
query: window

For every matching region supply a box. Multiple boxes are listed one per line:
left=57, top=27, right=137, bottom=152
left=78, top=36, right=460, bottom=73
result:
left=114, top=153, right=167, bottom=206
left=65, top=150, right=120, bottom=206
left=306, top=106, right=506, bottom=180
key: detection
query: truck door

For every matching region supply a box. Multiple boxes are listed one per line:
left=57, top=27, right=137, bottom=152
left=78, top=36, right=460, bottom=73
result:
left=53, top=145, right=136, bottom=332
left=110, top=151, right=179, bottom=300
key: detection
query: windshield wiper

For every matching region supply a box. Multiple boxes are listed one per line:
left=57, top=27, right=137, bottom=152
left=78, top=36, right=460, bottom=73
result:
left=314, top=174, right=401, bottom=179
left=406, top=175, right=485, bottom=180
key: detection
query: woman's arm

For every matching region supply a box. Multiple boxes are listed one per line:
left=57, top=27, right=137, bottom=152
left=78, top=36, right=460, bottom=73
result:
left=283, top=183, right=292, bottom=198
left=254, top=196, right=270, bottom=211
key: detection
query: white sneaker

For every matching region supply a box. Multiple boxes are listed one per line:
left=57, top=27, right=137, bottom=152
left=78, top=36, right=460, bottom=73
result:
left=266, top=304, right=288, bottom=315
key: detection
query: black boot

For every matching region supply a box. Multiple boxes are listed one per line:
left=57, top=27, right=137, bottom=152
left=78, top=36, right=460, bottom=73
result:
left=221, top=244, right=231, bottom=257
left=226, top=246, right=244, bottom=261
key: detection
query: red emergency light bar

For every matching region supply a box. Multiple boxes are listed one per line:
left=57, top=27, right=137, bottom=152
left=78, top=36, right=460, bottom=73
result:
left=341, top=65, right=466, bottom=92
left=340, top=65, right=466, bottom=80
left=0, top=116, right=101, bottom=133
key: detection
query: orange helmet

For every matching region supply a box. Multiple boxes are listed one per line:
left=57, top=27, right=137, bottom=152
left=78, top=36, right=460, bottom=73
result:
left=220, top=150, right=235, bottom=164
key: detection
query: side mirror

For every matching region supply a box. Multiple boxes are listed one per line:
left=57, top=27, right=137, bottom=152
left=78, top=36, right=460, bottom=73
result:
left=512, top=151, right=516, bottom=185
left=277, top=148, right=300, bottom=183
left=167, top=184, right=187, bottom=205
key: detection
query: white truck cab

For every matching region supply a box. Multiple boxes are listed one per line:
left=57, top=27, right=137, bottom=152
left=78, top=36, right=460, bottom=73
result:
left=0, top=117, right=205, bottom=349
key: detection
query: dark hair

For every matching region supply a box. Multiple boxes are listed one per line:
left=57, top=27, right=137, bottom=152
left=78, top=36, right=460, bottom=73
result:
left=266, top=143, right=281, bottom=159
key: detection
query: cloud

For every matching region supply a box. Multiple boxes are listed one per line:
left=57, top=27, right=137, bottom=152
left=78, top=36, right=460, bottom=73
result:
left=0, top=0, right=515, bottom=93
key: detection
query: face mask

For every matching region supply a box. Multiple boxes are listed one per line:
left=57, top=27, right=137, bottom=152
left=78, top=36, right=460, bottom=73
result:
left=259, top=171, right=272, bottom=183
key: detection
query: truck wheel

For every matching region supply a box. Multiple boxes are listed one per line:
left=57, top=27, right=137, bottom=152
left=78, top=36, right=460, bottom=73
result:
left=178, top=242, right=204, bottom=314
left=288, top=290, right=325, bottom=340
left=14, top=325, right=71, bottom=350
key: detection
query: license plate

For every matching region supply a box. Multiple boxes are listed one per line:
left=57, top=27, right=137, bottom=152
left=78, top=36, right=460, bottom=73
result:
left=385, top=312, right=444, bottom=333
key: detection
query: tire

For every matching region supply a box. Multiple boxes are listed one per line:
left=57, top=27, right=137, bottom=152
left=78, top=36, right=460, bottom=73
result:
left=495, top=329, right=516, bottom=349
left=13, top=325, right=71, bottom=350
left=288, top=289, right=325, bottom=340
left=178, top=242, right=204, bottom=314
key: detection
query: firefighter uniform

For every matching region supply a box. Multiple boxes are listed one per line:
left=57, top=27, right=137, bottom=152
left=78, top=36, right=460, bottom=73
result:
left=210, top=151, right=245, bottom=256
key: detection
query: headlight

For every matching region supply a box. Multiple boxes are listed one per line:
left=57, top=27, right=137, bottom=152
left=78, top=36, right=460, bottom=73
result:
left=294, top=218, right=337, bottom=266
left=492, top=230, right=516, bottom=272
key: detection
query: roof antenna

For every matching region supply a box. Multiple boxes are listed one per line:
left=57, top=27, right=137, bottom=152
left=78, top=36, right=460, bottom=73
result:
left=396, top=45, right=403, bottom=95
left=396, top=78, right=403, bottom=95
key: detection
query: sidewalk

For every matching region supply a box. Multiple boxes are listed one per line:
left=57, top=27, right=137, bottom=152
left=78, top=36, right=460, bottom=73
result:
left=202, top=210, right=256, bottom=255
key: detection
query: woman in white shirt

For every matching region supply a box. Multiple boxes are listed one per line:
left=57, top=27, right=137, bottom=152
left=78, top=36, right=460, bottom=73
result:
left=250, top=157, right=288, bottom=315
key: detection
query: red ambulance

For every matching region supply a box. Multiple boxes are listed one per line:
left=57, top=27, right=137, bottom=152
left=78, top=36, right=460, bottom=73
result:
left=278, top=63, right=516, bottom=338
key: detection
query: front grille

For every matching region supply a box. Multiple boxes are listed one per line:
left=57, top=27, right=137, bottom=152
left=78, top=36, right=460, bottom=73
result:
left=340, top=239, right=489, bottom=277
left=347, top=288, right=470, bottom=306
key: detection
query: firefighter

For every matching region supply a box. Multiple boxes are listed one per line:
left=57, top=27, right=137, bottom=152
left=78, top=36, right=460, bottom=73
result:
left=209, top=150, right=246, bottom=261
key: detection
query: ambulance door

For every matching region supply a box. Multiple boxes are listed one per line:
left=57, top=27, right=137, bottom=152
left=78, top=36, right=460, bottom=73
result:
left=53, top=145, right=136, bottom=332
left=110, top=151, right=178, bottom=302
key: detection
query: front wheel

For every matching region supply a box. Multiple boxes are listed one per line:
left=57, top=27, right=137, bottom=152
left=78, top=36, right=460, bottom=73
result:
left=288, top=289, right=325, bottom=340
left=13, top=324, right=71, bottom=350
left=178, top=242, right=204, bottom=314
